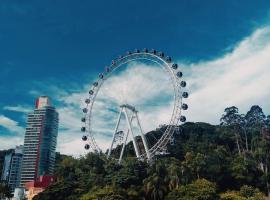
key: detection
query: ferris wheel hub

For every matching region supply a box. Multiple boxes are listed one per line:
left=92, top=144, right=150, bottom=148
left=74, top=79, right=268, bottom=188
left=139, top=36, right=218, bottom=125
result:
left=120, top=104, right=137, bottom=112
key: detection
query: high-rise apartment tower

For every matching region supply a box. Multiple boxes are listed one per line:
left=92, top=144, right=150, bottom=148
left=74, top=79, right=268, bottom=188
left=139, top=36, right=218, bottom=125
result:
left=20, top=96, right=58, bottom=186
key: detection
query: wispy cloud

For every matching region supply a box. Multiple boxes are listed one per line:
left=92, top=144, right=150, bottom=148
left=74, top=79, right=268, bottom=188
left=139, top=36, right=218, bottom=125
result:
left=0, top=115, right=24, bottom=134
left=0, top=101, right=26, bottom=151
left=3, top=105, right=32, bottom=113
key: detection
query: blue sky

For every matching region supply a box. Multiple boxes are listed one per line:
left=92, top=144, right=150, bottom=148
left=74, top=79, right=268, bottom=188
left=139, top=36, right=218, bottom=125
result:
left=1, top=0, right=270, bottom=155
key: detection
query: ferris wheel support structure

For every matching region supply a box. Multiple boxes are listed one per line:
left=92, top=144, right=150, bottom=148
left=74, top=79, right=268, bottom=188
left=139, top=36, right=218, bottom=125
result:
left=108, top=104, right=151, bottom=164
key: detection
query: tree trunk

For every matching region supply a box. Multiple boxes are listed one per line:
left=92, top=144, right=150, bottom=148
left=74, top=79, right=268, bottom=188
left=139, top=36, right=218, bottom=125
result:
left=265, top=165, right=270, bottom=197
left=233, top=127, right=242, bottom=155
left=267, top=181, right=270, bottom=197
left=243, top=128, right=249, bottom=151
left=234, top=132, right=241, bottom=155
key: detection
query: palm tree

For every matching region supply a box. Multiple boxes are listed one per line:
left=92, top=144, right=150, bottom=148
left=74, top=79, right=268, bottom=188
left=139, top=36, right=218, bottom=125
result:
left=143, top=162, right=169, bottom=200
left=143, top=173, right=167, bottom=200
left=167, top=163, right=181, bottom=191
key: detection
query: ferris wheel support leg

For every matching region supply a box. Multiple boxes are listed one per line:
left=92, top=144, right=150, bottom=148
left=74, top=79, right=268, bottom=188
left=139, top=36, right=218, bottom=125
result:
left=118, top=115, right=134, bottom=164
left=135, top=112, right=151, bottom=161
left=107, top=107, right=123, bottom=158
left=118, top=129, right=129, bottom=164
left=123, top=108, right=140, bottom=158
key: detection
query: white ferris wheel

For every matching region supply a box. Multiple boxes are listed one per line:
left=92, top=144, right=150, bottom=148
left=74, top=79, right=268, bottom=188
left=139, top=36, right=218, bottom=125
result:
left=81, top=48, right=188, bottom=163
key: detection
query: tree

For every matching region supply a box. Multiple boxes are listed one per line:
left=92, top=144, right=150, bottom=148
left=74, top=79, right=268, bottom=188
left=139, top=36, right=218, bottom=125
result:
left=253, top=137, right=270, bottom=197
left=143, top=162, right=168, bottom=200
left=80, top=186, right=128, bottom=200
left=33, top=181, right=80, bottom=200
left=143, top=174, right=168, bottom=200
left=239, top=185, right=264, bottom=199
left=166, top=158, right=182, bottom=191
left=239, top=114, right=249, bottom=152
left=181, top=152, right=207, bottom=180
left=221, top=106, right=243, bottom=155
left=220, top=191, right=246, bottom=200
left=244, top=106, right=270, bottom=197
left=220, top=185, right=264, bottom=200
left=230, top=154, right=259, bottom=187
left=55, top=156, right=78, bottom=181
left=245, top=106, right=266, bottom=130
left=0, top=182, right=12, bottom=200
left=166, top=179, right=218, bottom=200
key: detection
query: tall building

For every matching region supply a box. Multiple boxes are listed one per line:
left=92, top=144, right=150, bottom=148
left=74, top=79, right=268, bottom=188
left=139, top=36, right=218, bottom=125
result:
left=1, top=145, right=24, bottom=193
left=8, top=146, right=24, bottom=193
left=1, top=151, right=13, bottom=181
left=20, top=96, right=59, bottom=187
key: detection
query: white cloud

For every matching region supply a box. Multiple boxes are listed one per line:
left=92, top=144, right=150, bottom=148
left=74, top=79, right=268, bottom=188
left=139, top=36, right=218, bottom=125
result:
left=55, top=107, right=86, bottom=156
left=56, top=130, right=85, bottom=157
left=0, top=115, right=24, bottom=150
left=0, top=136, right=23, bottom=150
left=184, top=26, right=270, bottom=124
left=3, top=105, right=32, bottom=113
left=98, top=63, right=173, bottom=106
left=88, top=64, right=176, bottom=150
left=56, top=130, right=111, bottom=157
left=0, top=115, right=25, bottom=135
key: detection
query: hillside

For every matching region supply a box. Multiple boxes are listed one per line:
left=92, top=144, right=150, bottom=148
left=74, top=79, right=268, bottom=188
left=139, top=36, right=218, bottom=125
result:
left=32, top=105, right=270, bottom=200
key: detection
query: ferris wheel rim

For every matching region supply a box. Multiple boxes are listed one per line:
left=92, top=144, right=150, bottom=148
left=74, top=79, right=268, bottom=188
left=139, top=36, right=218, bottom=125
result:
left=81, top=49, right=188, bottom=159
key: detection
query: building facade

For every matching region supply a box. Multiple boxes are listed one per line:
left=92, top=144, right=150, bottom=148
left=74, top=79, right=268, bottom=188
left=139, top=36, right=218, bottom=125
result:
left=8, top=146, right=23, bottom=193
left=20, top=96, right=59, bottom=187
left=1, top=151, right=13, bottom=181
left=1, top=145, right=24, bottom=193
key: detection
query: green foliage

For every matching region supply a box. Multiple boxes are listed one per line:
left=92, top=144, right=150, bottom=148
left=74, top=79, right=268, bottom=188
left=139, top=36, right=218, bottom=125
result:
left=166, top=179, right=218, bottom=200
left=105, top=158, right=147, bottom=188
left=220, top=191, right=246, bottom=200
left=220, top=185, right=264, bottom=200
left=80, top=186, right=127, bottom=200
left=143, top=162, right=168, bottom=200
left=33, top=105, right=269, bottom=200
left=0, top=182, right=12, bottom=199
left=79, top=185, right=142, bottom=200
left=239, top=185, right=264, bottom=199
left=32, top=181, right=82, bottom=200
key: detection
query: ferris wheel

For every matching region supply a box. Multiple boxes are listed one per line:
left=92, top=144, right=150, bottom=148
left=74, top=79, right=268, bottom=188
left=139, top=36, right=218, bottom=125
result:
left=81, top=48, right=188, bottom=163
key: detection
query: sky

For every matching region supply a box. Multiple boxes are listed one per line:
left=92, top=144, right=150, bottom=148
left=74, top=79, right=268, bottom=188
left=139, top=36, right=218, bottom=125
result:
left=1, top=0, right=270, bottom=156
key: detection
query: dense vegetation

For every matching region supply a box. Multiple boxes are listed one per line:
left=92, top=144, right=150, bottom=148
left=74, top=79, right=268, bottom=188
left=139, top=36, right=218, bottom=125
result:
left=2, top=105, right=270, bottom=200
left=32, top=105, right=270, bottom=200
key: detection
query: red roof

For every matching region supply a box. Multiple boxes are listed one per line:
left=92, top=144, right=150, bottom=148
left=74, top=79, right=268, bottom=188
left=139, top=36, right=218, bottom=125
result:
left=25, top=176, right=56, bottom=189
